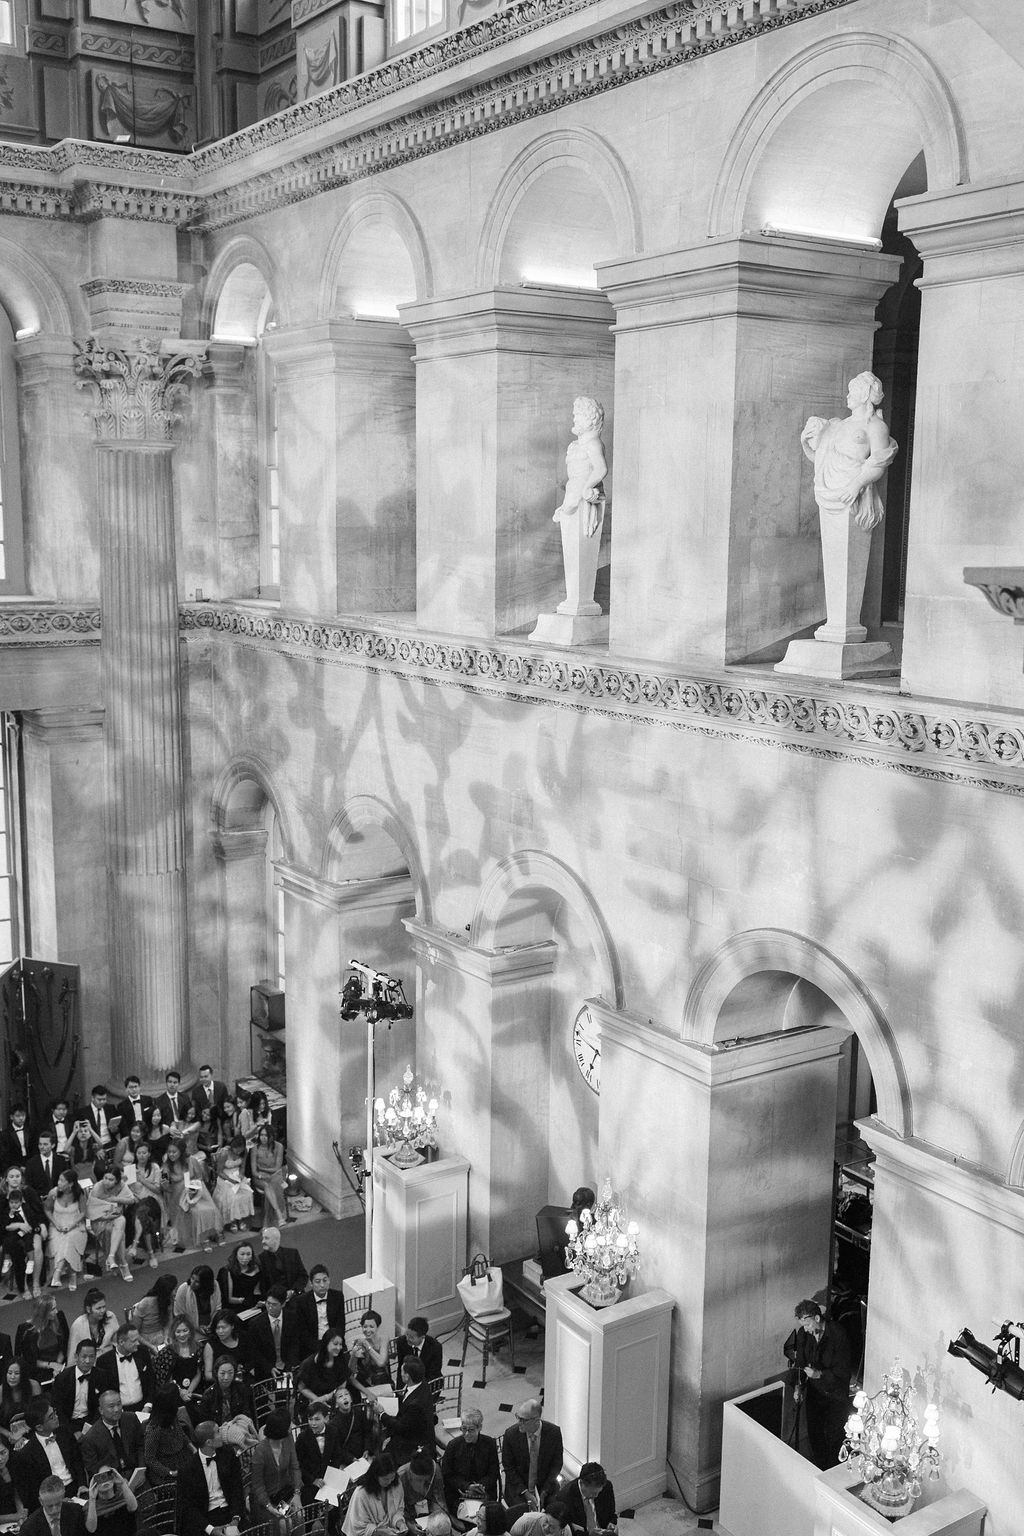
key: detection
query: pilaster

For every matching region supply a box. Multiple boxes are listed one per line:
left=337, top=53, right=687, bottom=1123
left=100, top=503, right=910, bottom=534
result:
left=264, top=320, right=416, bottom=617
left=597, top=235, right=899, bottom=667
left=400, top=286, right=614, bottom=639
left=16, top=336, right=96, bottom=601
left=197, top=341, right=259, bottom=600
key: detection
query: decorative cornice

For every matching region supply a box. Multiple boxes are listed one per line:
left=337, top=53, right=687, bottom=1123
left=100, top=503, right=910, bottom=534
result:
left=0, top=183, right=72, bottom=220
left=74, top=336, right=205, bottom=441
left=179, top=603, right=1024, bottom=797
left=964, top=567, right=1024, bottom=623
left=68, top=181, right=199, bottom=225
left=292, top=0, right=343, bottom=22
left=0, top=606, right=101, bottom=644
left=76, top=32, right=195, bottom=70
left=405, top=917, right=556, bottom=984
left=862, top=1121, right=1024, bottom=1239
left=188, top=0, right=856, bottom=230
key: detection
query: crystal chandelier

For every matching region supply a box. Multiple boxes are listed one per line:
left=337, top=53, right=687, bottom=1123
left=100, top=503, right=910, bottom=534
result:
left=840, top=1359, right=940, bottom=1518
left=564, top=1177, right=640, bottom=1308
left=373, top=1065, right=439, bottom=1168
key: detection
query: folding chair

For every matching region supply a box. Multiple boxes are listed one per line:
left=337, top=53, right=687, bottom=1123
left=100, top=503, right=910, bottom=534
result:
left=432, top=1368, right=465, bottom=1450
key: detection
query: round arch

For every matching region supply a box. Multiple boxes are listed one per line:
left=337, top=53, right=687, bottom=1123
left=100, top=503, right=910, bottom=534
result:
left=476, top=127, right=642, bottom=289
left=709, top=31, right=967, bottom=240
left=0, top=237, right=74, bottom=335
left=210, top=753, right=296, bottom=865
left=201, top=236, right=281, bottom=338
left=317, top=190, right=433, bottom=320
left=470, top=849, right=622, bottom=1008
left=682, top=928, right=911, bottom=1138
left=322, top=794, right=430, bottom=921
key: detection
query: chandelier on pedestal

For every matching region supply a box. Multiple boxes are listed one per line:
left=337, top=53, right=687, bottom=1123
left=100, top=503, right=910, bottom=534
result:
left=564, top=1177, right=640, bottom=1307
left=373, top=1065, right=439, bottom=1168
left=840, top=1359, right=940, bottom=1518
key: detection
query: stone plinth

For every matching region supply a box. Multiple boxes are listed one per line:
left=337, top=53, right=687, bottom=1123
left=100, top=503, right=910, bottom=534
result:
left=814, top=1464, right=985, bottom=1536
left=775, top=637, right=895, bottom=679
left=371, top=1153, right=470, bottom=1334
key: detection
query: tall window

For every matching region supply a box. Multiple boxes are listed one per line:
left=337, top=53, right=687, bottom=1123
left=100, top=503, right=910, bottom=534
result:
left=0, top=5, right=13, bottom=49
left=0, top=716, right=21, bottom=966
left=391, top=0, right=443, bottom=44
left=256, top=298, right=280, bottom=599
left=0, top=307, right=25, bottom=594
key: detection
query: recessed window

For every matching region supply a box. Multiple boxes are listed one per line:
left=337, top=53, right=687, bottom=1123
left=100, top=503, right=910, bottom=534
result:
left=0, top=5, right=13, bottom=49
left=391, top=0, right=443, bottom=44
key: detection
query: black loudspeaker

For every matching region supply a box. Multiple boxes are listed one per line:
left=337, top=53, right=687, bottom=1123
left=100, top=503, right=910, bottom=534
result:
left=251, top=982, right=286, bottom=1030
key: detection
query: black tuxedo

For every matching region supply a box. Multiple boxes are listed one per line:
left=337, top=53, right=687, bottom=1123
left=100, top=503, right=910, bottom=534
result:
left=153, top=1091, right=187, bottom=1127
left=396, top=1332, right=443, bottom=1386
left=0, top=1123, right=35, bottom=1168
left=114, top=1096, right=153, bottom=1134
left=295, top=1418, right=367, bottom=1499
left=248, top=1307, right=306, bottom=1375
left=258, top=1244, right=308, bottom=1296
left=441, top=1431, right=500, bottom=1511
left=51, top=1362, right=102, bottom=1429
left=12, top=1427, right=85, bottom=1510
left=24, top=1150, right=70, bottom=1197
left=20, top=1504, right=87, bottom=1536
left=501, top=1420, right=564, bottom=1507
left=378, top=1380, right=435, bottom=1467
left=293, top=1287, right=346, bottom=1358
left=93, top=1343, right=156, bottom=1408
left=547, top=1477, right=617, bottom=1532
left=82, top=1103, right=117, bottom=1147
left=80, top=1410, right=146, bottom=1479
left=190, top=1080, right=228, bottom=1116
left=177, top=1446, right=246, bottom=1536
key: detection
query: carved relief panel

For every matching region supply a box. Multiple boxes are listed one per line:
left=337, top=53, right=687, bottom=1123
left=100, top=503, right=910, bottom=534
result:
left=87, top=0, right=196, bottom=30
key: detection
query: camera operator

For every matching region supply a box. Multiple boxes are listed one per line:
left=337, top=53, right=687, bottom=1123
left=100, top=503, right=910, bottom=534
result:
left=783, top=1299, right=853, bottom=1470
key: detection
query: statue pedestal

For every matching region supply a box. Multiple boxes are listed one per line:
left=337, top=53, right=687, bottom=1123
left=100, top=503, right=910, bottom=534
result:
left=530, top=612, right=609, bottom=646
left=371, top=1153, right=470, bottom=1334
left=530, top=497, right=608, bottom=647
left=774, top=638, right=895, bottom=679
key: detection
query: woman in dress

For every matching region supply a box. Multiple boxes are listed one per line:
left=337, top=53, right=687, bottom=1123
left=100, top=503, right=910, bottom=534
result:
left=112, top=1123, right=147, bottom=1172
left=250, top=1408, right=303, bottom=1536
left=349, top=1309, right=392, bottom=1390
left=45, top=1170, right=88, bottom=1292
left=128, top=1273, right=178, bottom=1352
left=14, top=1295, right=69, bottom=1383
left=201, top=1308, right=256, bottom=1384
left=239, top=1090, right=273, bottom=1148
left=86, top=1164, right=135, bottom=1282
left=173, top=1265, right=221, bottom=1337
left=160, top=1139, right=187, bottom=1250
left=177, top=1150, right=222, bottom=1252
left=0, top=1362, right=40, bottom=1445
left=217, top=1240, right=264, bottom=1315
left=154, top=1315, right=203, bottom=1410
left=342, top=1453, right=406, bottom=1536
left=125, top=1142, right=164, bottom=1267
left=250, top=1124, right=289, bottom=1230
left=198, top=1354, right=255, bottom=1427
left=143, top=1383, right=196, bottom=1485
left=212, top=1138, right=255, bottom=1234
left=218, top=1097, right=241, bottom=1145
left=196, top=1107, right=222, bottom=1160
left=146, top=1107, right=171, bottom=1164
left=294, top=1329, right=351, bottom=1420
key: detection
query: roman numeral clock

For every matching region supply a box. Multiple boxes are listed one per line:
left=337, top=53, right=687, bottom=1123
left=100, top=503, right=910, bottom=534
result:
left=572, top=1004, right=601, bottom=1093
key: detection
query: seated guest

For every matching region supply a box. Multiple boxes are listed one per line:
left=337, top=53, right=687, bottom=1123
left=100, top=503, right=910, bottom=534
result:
left=173, top=1267, right=222, bottom=1338
left=0, top=1439, right=20, bottom=1517
left=0, top=1167, right=47, bottom=1301
left=123, top=1143, right=163, bottom=1268
left=295, top=1398, right=365, bottom=1503
left=441, top=1407, right=499, bottom=1518
left=45, top=1173, right=89, bottom=1293
left=192, top=1068, right=228, bottom=1119
left=399, top=1450, right=452, bottom=1536
left=201, top=1311, right=255, bottom=1385
left=153, top=1075, right=188, bottom=1137
left=395, top=1317, right=442, bottom=1388
left=19, top=1473, right=86, bottom=1536
left=83, top=1462, right=138, bottom=1536
left=474, top=1507, right=510, bottom=1536
left=217, top=1240, right=265, bottom=1316
left=82, top=1089, right=118, bottom=1161
left=128, top=1275, right=178, bottom=1353
left=198, top=1357, right=254, bottom=1429
left=92, top=1326, right=155, bottom=1413
left=0, top=1105, right=35, bottom=1170
left=114, top=1080, right=152, bottom=1138
left=142, top=1385, right=195, bottom=1486
left=294, top=1329, right=352, bottom=1419
left=177, top=1420, right=247, bottom=1536
left=0, top=1361, right=41, bottom=1443
left=293, top=1265, right=345, bottom=1360
left=341, top=1452, right=404, bottom=1536
left=258, top=1227, right=308, bottom=1298
left=50, top=1343, right=101, bottom=1435
left=249, top=1286, right=304, bottom=1378
left=85, top=1167, right=135, bottom=1284
left=80, top=1391, right=145, bottom=1480
left=349, top=1309, right=392, bottom=1390
left=250, top=1408, right=302, bottom=1536
left=325, top=1387, right=368, bottom=1465
left=12, top=1400, right=85, bottom=1510
left=67, top=1293, right=119, bottom=1361
left=16, top=1295, right=70, bottom=1384
left=24, top=1132, right=69, bottom=1200
left=154, top=1317, right=203, bottom=1411
left=64, top=1119, right=102, bottom=1174
left=110, top=1125, right=147, bottom=1175
left=249, top=1124, right=289, bottom=1230
left=501, top=1401, right=563, bottom=1515
left=546, top=1463, right=616, bottom=1536
left=43, top=1105, right=74, bottom=1164
left=370, top=1356, right=435, bottom=1468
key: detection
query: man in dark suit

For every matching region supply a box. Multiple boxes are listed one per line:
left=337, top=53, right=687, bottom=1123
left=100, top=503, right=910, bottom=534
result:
left=81, top=1088, right=117, bottom=1157
left=51, top=1342, right=101, bottom=1434
left=396, top=1315, right=443, bottom=1386
left=80, top=1391, right=145, bottom=1479
left=92, top=1326, right=155, bottom=1411
left=24, top=1131, right=70, bottom=1199
left=0, top=1104, right=35, bottom=1170
left=113, top=1078, right=152, bottom=1137
left=502, top=1400, right=564, bottom=1513
left=372, top=1356, right=435, bottom=1467
left=440, top=1405, right=500, bottom=1516
left=248, top=1286, right=305, bottom=1376
left=547, top=1463, right=617, bottom=1535
left=19, top=1474, right=88, bottom=1536
left=177, top=1421, right=246, bottom=1536
left=293, top=1264, right=345, bottom=1358
left=258, top=1227, right=308, bottom=1298
left=153, top=1072, right=187, bottom=1129
left=190, top=1066, right=228, bottom=1117
left=13, top=1401, right=86, bottom=1510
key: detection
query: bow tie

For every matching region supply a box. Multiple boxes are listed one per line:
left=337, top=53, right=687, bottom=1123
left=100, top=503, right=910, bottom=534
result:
left=40, top=1435, right=55, bottom=1444
left=203, top=1456, right=216, bottom=1466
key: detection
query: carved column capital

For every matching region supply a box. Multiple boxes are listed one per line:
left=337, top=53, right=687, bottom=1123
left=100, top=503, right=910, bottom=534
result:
left=73, top=335, right=206, bottom=443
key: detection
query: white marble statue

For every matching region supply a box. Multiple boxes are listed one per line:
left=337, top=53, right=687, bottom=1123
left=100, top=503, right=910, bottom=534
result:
left=553, top=395, right=607, bottom=612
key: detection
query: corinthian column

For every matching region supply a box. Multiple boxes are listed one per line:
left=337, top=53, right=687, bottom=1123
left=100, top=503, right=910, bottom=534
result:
left=74, top=337, right=204, bottom=1078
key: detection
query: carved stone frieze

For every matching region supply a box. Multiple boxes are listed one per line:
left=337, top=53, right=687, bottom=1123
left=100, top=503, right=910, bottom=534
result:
left=76, top=32, right=195, bottom=70
left=0, top=607, right=101, bottom=643
left=260, top=33, right=298, bottom=68
left=69, top=180, right=199, bottom=224
left=74, top=336, right=205, bottom=441
left=176, top=603, right=1024, bottom=796
left=291, top=0, right=339, bottom=22
left=26, top=27, right=69, bottom=59
left=0, top=182, right=72, bottom=219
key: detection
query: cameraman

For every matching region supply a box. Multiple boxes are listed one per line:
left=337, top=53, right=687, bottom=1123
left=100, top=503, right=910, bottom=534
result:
left=783, top=1299, right=853, bottom=1469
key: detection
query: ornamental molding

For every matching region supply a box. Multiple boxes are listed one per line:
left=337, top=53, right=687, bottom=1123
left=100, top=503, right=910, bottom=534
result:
left=179, top=603, right=1024, bottom=798
left=260, top=34, right=298, bottom=68
left=189, top=0, right=856, bottom=228
left=291, top=0, right=340, bottom=22
left=81, top=278, right=188, bottom=299
left=0, top=182, right=72, bottom=220
left=0, top=606, right=101, bottom=644
left=74, top=336, right=205, bottom=441
left=68, top=180, right=199, bottom=224
left=26, top=27, right=69, bottom=59
left=76, top=32, right=195, bottom=69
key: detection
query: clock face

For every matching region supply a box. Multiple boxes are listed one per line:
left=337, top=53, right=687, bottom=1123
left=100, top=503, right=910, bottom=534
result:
left=572, top=1006, right=601, bottom=1094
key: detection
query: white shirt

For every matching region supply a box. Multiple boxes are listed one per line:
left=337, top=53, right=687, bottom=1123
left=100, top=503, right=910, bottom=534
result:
left=315, top=1297, right=329, bottom=1338
left=52, top=1122, right=69, bottom=1153
left=115, top=1352, right=143, bottom=1405
left=94, top=1106, right=110, bottom=1145
left=73, top=1371, right=91, bottom=1419
left=38, top=1433, right=73, bottom=1486
left=202, top=1453, right=228, bottom=1524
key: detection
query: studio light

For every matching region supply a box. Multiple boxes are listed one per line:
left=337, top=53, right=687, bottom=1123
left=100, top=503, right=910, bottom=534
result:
left=949, top=1323, right=1024, bottom=1401
left=339, top=961, right=414, bottom=1023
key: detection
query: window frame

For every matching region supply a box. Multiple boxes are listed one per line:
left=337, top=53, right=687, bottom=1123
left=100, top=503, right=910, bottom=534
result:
left=386, top=0, right=446, bottom=55
left=0, top=307, right=26, bottom=595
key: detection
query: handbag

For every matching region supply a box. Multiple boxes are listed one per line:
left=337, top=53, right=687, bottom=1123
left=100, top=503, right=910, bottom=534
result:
left=457, top=1254, right=504, bottom=1316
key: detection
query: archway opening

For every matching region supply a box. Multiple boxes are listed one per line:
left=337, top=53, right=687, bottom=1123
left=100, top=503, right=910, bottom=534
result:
left=496, top=165, right=620, bottom=289
left=331, top=219, right=418, bottom=319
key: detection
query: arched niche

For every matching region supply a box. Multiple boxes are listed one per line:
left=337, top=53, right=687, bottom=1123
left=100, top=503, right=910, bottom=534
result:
left=0, top=238, right=74, bottom=336
left=710, top=31, right=966, bottom=241
left=478, top=128, right=641, bottom=289
left=203, top=237, right=279, bottom=339
left=318, top=191, right=431, bottom=321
